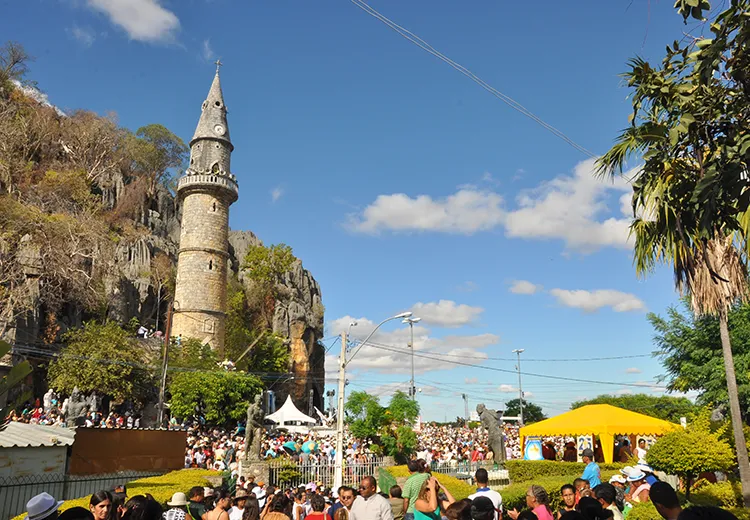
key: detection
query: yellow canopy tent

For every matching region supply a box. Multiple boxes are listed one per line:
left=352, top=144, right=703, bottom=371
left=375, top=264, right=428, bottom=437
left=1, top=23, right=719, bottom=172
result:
left=518, top=404, right=680, bottom=463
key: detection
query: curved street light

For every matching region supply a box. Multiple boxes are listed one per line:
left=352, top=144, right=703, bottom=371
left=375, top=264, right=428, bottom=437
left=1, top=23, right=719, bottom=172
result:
left=334, top=311, right=412, bottom=489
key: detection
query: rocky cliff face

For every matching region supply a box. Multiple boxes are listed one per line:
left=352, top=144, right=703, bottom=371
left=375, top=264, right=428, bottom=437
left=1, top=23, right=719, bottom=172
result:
left=228, top=231, right=325, bottom=413
left=8, top=188, right=325, bottom=413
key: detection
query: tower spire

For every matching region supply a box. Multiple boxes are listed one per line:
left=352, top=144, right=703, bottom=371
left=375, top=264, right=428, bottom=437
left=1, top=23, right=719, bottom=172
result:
left=191, top=64, right=232, bottom=150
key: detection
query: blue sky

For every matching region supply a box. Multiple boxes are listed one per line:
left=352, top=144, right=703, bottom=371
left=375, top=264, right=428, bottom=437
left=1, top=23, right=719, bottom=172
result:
left=3, top=0, right=708, bottom=421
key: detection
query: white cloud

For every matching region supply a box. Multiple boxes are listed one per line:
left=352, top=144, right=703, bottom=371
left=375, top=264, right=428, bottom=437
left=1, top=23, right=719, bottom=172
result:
left=410, top=300, right=483, bottom=328
left=615, top=389, right=634, bottom=395
left=509, top=280, right=542, bottom=295
left=325, top=315, right=498, bottom=374
left=499, top=384, right=516, bottom=393
left=625, top=367, right=642, bottom=374
left=68, top=26, right=96, bottom=47
left=464, top=377, right=479, bottom=385
left=523, top=391, right=534, bottom=398
left=457, top=281, right=479, bottom=293
left=86, top=0, right=179, bottom=43
left=202, top=39, right=215, bottom=61
left=271, top=187, right=284, bottom=203
left=549, top=288, right=646, bottom=313
left=348, top=159, right=637, bottom=253
left=347, top=189, right=504, bottom=234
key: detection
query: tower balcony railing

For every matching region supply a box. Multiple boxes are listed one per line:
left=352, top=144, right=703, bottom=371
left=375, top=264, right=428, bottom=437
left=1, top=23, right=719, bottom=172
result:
left=177, top=173, right=239, bottom=198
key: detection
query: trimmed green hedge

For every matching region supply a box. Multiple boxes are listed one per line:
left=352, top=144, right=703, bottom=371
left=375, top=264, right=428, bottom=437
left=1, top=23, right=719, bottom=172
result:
left=686, top=480, right=742, bottom=508
left=383, top=466, right=475, bottom=500
left=505, top=460, right=626, bottom=482
left=378, top=467, right=398, bottom=495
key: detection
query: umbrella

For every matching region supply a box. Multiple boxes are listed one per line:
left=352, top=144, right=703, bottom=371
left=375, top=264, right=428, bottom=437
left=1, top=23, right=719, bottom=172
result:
left=283, top=441, right=299, bottom=454
left=301, top=441, right=318, bottom=453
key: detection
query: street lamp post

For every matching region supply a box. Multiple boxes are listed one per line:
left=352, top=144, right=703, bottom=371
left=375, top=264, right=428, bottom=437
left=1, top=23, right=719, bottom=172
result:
left=512, top=349, right=525, bottom=426
left=402, top=317, right=421, bottom=400
left=157, top=300, right=177, bottom=427
left=334, top=311, right=412, bottom=490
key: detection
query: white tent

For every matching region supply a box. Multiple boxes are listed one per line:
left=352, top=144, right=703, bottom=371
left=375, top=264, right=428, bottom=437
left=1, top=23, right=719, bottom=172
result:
left=265, top=395, right=317, bottom=426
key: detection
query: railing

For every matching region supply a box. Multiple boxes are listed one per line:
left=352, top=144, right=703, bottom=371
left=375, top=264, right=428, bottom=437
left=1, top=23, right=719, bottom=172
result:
left=0, top=471, right=163, bottom=519
left=267, top=457, right=387, bottom=489
left=430, top=461, right=510, bottom=486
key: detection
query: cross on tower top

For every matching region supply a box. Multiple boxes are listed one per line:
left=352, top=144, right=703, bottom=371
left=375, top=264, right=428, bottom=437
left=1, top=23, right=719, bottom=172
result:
left=215, top=59, right=223, bottom=73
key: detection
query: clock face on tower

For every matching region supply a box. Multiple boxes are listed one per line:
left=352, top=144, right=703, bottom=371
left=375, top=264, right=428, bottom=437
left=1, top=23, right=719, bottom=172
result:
left=213, top=124, right=226, bottom=136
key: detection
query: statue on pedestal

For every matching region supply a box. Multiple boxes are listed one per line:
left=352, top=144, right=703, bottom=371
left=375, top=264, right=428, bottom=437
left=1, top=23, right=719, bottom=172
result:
left=244, top=393, right=264, bottom=461
left=477, top=403, right=506, bottom=463
left=66, top=387, right=90, bottom=428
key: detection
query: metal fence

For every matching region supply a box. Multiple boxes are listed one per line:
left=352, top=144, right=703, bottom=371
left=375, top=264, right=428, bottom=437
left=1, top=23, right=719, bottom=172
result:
left=267, top=457, right=387, bottom=489
left=430, top=461, right=510, bottom=486
left=0, top=471, right=163, bottom=520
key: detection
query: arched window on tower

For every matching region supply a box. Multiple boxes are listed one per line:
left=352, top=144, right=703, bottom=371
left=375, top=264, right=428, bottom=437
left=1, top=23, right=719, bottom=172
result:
left=212, top=201, right=216, bottom=212
left=211, top=162, right=220, bottom=174
left=208, top=259, right=213, bottom=270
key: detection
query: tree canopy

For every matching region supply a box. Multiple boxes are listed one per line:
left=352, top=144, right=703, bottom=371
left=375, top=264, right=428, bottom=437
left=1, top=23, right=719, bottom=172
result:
left=345, top=390, right=420, bottom=459
left=571, top=394, right=698, bottom=423
left=168, top=370, right=263, bottom=427
left=48, top=321, right=154, bottom=403
left=505, top=398, right=546, bottom=424
left=649, top=300, right=750, bottom=422
left=646, top=409, right=734, bottom=499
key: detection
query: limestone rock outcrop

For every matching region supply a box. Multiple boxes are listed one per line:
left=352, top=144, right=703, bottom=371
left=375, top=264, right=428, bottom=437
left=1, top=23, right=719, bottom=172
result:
left=228, top=231, right=325, bottom=412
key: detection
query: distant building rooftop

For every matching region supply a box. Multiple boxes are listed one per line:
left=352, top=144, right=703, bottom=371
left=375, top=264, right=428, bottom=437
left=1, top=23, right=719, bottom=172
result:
left=0, top=422, right=75, bottom=448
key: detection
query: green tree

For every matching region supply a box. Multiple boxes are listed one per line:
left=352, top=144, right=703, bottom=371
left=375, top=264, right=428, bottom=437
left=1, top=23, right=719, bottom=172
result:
left=169, top=336, right=218, bottom=371
left=168, top=370, right=263, bottom=427
left=649, top=300, right=750, bottom=421
left=129, top=124, right=188, bottom=196
left=571, top=393, right=698, bottom=423
left=505, top=398, right=545, bottom=424
left=345, top=390, right=385, bottom=440
left=48, top=321, right=154, bottom=403
left=646, top=409, right=734, bottom=500
left=242, top=243, right=295, bottom=328
left=596, top=0, right=750, bottom=503
left=385, top=390, right=419, bottom=424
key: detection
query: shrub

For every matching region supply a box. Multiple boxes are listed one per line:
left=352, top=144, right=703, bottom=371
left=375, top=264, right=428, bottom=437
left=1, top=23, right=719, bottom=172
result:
left=689, top=480, right=742, bottom=508
left=506, top=460, right=626, bottom=482
left=12, top=469, right=219, bottom=520
left=501, top=476, right=578, bottom=512
left=627, top=501, right=660, bottom=520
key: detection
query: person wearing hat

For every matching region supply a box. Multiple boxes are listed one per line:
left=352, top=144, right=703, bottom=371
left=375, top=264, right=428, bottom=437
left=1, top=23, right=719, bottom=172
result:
left=625, top=470, right=650, bottom=504
left=607, top=475, right=626, bottom=511
left=581, top=448, right=601, bottom=488
left=469, top=497, right=494, bottom=520
left=229, top=490, right=248, bottom=520
left=25, top=492, right=64, bottom=520
left=467, top=469, right=502, bottom=520
left=165, top=492, right=189, bottom=520
left=635, top=464, right=659, bottom=486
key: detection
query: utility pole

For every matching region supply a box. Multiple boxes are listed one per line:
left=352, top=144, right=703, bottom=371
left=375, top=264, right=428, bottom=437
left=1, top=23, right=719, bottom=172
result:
left=403, top=317, right=421, bottom=400
left=334, top=330, right=347, bottom=491
left=462, top=393, right=469, bottom=421
left=512, top=349, right=525, bottom=426
left=157, top=302, right=175, bottom=427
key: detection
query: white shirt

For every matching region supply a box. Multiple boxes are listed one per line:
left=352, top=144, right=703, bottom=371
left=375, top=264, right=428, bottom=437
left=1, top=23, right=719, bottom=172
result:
left=229, top=507, right=245, bottom=520
left=468, top=488, right=503, bottom=518
left=635, top=447, right=648, bottom=463
left=607, top=503, right=624, bottom=520
left=350, top=494, right=394, bottom=520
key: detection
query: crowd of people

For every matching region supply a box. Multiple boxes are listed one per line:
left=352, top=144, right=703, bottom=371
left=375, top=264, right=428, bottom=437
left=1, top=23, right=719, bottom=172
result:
left=21, top=457, right=740, bottom=520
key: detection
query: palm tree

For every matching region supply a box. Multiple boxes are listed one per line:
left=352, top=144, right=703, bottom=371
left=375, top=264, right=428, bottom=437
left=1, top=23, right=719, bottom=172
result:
left=597, top=123, right=750, bottom=506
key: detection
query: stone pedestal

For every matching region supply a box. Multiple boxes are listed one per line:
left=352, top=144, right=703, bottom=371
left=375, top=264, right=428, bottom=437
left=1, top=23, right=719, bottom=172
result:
left=241, top=459, right=270, bottom=484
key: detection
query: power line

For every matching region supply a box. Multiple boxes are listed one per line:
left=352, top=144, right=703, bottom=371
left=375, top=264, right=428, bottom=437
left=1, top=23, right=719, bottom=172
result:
left=352, top=340, right=666, bottom=390
left=348, top=0, right=597, bottom=158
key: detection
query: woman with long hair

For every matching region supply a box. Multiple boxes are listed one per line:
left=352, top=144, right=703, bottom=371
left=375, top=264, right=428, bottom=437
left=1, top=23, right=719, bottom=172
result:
left=261, top=493, right=292, bottom=520
left=90, top=491, right=113, bottom=520
left=207, top=490, right=232, bottom=520
left=414, top=476, right=455, bottom=520
left=121, top=496, right=163, bottom=520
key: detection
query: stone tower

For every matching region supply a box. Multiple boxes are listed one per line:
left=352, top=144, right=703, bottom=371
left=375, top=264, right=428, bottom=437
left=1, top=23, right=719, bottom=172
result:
left=171, top=65, right=238, bottom=352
